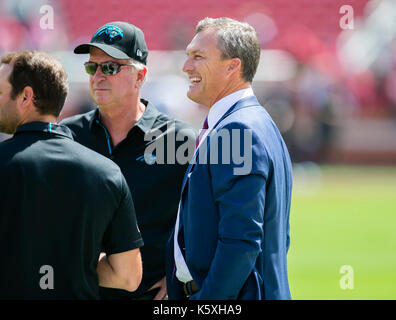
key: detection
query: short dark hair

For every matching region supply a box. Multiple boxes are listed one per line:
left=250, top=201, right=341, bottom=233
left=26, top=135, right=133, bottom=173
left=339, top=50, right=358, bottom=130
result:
left=1, top=51, right=68, bottom=117
left=196, top=17, right=261, bottom=83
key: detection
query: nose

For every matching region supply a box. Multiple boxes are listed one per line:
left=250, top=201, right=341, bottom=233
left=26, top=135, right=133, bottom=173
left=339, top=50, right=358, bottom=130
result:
left=91, top=65, right=106, bottom=83
left=182, top=57, right=194, bottom=74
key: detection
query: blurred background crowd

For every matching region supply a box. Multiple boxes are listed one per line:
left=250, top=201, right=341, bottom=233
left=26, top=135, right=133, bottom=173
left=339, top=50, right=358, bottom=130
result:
left=1, top=0, right=395, bottom=165
left=1, top=0, right=395, bottom=299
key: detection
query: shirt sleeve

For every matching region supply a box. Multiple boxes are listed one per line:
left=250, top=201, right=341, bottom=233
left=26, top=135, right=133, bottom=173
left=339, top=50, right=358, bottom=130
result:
left=102, top=173, right=144, bottom=255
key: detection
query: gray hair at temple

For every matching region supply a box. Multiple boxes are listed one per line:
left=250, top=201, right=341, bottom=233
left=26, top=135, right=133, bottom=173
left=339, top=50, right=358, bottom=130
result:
left=196, top=17, right=261, bottom=83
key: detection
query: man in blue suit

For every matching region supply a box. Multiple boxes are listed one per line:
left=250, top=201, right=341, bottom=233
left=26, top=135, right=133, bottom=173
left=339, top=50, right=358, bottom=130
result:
left=165, top=17, right=293, bottom=300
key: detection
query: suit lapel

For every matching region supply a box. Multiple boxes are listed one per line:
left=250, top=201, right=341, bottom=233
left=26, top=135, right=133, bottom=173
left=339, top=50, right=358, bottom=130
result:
left=212, top=95, right=260, bottom=130
left=179, top=95, right=260, bottom=196
left=180, top=156, right=196, bottom=195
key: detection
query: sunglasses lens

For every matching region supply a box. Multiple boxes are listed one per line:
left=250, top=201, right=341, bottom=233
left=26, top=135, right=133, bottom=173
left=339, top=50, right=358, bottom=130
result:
left=101, top=62, right=120, bottom=75
left=84, top=62, right=122, bottom=76
left=84, top=62, right=98, bottom=75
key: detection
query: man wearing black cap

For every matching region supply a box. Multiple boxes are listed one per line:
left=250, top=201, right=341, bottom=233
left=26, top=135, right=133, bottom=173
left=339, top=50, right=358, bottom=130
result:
left=0, top=50, right=143, bottom=299
left=61, top=22, right=196, bottom=300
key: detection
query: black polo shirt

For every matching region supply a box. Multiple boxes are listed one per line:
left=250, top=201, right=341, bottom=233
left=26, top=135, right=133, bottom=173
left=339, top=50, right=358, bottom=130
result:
left=0, top=122, right=143, bottom=300
left=60, top=99, right=197, bottom=299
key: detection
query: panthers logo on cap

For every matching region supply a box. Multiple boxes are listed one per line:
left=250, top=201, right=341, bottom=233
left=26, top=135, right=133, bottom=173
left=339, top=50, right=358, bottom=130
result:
left=93, top=25, right=124, bottom=44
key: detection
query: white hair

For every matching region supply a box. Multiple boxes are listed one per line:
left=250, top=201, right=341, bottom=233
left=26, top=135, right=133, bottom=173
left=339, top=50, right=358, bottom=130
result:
left=129, top=58, right=148, bottom=85
left=129, top=58, right=145, bottom=71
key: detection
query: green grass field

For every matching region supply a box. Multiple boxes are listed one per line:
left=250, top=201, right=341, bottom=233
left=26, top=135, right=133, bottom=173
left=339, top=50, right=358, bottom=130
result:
left=288, top=165, right=396, bottom=299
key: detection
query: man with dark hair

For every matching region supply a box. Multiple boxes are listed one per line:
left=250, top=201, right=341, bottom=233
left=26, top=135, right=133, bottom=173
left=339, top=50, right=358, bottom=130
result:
left=0, top=50, right=143, bottom=299
left=60, top=22, right=196, bottom=300
left=166, top=17, right=293, bottom=300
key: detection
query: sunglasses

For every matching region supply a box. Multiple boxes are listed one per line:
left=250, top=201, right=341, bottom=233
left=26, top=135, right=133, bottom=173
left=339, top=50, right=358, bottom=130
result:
left=84, top=61, right=135, bottom=76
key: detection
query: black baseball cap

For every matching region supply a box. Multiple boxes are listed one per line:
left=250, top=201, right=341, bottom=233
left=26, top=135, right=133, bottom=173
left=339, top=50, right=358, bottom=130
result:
left=74, top=21, right=148, bottom=65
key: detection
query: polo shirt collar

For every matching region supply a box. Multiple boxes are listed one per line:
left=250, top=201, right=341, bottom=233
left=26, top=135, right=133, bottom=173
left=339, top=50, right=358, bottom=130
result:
left=134, top=99, right=160, bottom=134
left=15, top=121, right=74, bottom=139
left=88, top=108, right=100, bottom=131
left=89, top=99, right=160, bottom=134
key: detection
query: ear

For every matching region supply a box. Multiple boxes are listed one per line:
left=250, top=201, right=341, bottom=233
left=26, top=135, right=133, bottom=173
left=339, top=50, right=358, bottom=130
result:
left=17, top=86, right=35, bottom=111
left=226, top=58, right=242, bottom=76
left=135, top=66, right=148, bottom=88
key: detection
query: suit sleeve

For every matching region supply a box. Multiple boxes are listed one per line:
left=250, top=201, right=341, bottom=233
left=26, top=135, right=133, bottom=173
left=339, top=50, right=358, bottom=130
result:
left=190, top=122, right=269, bottom=300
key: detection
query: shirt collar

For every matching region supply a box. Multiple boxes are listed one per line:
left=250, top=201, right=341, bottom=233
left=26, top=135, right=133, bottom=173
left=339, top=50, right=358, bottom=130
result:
left=134, top=99, right=161, bottom=133
left=89, top=99, right=160, bottom=134
left=207, top=87, right=254, bottom=128
left=15, top=121, right=74, bottom=139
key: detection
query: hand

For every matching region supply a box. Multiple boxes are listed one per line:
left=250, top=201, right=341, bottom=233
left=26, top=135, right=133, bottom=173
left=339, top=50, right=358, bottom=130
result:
left=149, top=276, right=168, bottom=300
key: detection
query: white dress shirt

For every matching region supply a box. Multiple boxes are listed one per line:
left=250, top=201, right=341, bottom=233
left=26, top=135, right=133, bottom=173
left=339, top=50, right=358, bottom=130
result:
left=174, top=87, right=255, bottom=283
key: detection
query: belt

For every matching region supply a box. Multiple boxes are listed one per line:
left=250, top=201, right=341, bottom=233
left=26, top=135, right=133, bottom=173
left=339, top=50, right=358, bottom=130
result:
left=183, top=280, right=199, bottom=298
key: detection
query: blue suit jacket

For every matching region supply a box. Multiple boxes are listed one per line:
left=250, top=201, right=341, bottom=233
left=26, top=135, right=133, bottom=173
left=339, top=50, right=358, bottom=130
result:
left=166, top=96, right=292, bottom=300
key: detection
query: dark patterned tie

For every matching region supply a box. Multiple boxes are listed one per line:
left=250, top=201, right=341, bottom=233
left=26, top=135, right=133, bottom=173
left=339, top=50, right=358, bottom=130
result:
left=195, top=117, right=208, bottom=149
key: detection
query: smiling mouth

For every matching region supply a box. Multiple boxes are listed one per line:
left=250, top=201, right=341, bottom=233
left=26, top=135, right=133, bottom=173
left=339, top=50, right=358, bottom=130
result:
left=189, top=77, right=201, bottom=86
